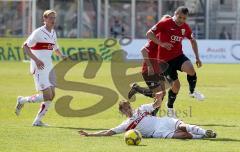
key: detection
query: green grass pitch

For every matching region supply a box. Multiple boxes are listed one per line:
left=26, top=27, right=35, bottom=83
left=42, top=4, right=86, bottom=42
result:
left=0, top=61, right=240, bottom=152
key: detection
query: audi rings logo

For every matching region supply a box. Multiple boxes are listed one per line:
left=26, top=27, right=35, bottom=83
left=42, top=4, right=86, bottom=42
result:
left=231, top=44, right=240, bottom=60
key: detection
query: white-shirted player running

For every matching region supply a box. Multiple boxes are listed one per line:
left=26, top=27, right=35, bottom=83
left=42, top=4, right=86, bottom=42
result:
left=15, top=10, right=66, bottom=126
left=79, top=92, right=216, bottom=139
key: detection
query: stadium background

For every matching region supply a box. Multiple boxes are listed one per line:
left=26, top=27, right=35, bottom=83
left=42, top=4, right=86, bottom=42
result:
left=0, top=0, right=240, bottom=152
left=1, top=0, right=240, bottom=63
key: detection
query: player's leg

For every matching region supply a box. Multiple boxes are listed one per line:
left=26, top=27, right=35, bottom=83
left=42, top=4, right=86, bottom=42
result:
left=177, top=122, right=217, bottom=138
left=181, top=60, right=196, bottom=93
left=181, top=58, right=204, bottom=101
left=15, top=93, right=44, bottom=116
left=172, top=130, right=192, bottom=139
left=128, top=83, right=154, bottom=99
left=166, top=67, right=180, bottom=117
left=32, top=87, right=54, bottom=126
left=32, top=69, right=56, bottom=126
left=128, top=73, right=164, bottom=99
left=15, top=72, right=46, bottom=116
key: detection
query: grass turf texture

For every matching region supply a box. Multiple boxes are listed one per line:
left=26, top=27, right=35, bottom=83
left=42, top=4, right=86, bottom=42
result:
left=0, top=61, right=240, bottom=152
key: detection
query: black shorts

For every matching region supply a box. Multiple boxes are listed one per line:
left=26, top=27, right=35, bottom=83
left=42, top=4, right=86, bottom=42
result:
left=164, top=54, right=190, bottom=81
left=142, top=73, right=164, bottom=90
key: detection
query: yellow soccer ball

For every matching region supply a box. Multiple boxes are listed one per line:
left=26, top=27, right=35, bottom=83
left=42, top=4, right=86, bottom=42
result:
left=124, top=129, right=142, bottom=145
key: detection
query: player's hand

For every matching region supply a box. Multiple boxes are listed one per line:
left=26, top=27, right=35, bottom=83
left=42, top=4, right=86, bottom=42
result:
left=61, top=55, right=68, bottom=60
left=78, top=130, right=89, bottom=136
left=35, top=59, right=44, bottom=70
left=160, top=42, right=173, bottom=50
left=147, top=66, right=154, bottom=76
left=196, top=58, right=202, bottom=68
left=155, top=91, right=164, bottom=100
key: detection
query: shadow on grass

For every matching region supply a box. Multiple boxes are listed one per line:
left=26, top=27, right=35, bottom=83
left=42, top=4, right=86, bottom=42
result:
left=49, top=126, right=108, bottom=131
left=127, top=144, right=147, bottom=147
left=197, top=124, right=239, bottom=128
left=203, top=138, right=240, bottom=142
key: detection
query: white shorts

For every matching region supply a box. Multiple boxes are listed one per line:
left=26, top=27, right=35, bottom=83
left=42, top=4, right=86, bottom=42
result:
left=33, top=68, right=56, bottom=91
left=152, top=117, right=183, bottom=138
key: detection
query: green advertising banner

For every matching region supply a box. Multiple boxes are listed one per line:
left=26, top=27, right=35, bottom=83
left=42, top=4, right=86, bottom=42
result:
left=0, top=38, right=121, bottom=61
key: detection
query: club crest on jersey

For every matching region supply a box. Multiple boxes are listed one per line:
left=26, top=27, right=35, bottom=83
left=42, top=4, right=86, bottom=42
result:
left=181, top=29, right=186, bottom=35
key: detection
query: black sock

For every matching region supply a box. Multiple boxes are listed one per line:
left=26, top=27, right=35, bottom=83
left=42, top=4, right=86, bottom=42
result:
left=134, top=85, right=153, bottom=98
left=151, top=107, right=159, bottom=116
left=187, top=73, right=197, bottom=94
left=167, top=89, right=177, bottom=108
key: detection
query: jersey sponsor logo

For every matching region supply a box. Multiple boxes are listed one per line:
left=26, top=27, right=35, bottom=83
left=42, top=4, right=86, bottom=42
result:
left=171, top=35, right=183, bottom=42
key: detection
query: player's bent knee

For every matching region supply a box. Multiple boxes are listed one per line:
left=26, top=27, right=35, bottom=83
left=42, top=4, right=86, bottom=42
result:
left=172, top=81, right=181, bottom=93
left=188, top=70, right=196, bottom=76
left=177, top=124, right=187, bottom=132
left=173, top=132, right=192, bottom=139
left=43, top=91, right=54, bottom=101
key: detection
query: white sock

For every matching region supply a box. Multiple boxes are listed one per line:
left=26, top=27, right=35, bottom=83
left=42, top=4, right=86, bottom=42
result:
left=186, top=124, right=206, bottom=135
left=191, top=133, right=204, bottom=139
left=33, top=101, right=51, bottom=123
left=20, top=94, right=44, bottom=104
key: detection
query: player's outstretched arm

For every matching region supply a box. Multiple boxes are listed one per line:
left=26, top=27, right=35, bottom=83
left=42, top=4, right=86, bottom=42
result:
left=78, top=130, right=116, bottom=137
left=152, top=91, right=164, bottom=109
left=190, top=39, right=202, bottom=68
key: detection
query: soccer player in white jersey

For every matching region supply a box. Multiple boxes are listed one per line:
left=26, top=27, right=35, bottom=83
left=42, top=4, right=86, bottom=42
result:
left=15, top=10, right=66, bottom=126
left=79, top=92, right=216, bottom=139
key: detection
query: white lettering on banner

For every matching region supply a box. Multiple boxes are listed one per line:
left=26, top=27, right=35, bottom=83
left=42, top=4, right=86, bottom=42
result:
left=122, top=39, right=240, bottom=63
left=207, top=48, right=226, bottom=53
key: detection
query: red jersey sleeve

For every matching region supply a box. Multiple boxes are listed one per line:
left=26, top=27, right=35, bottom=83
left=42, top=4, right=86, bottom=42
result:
left=185, top=24, right=194, bottom=40
left=149, top=19, right=168, bottom=35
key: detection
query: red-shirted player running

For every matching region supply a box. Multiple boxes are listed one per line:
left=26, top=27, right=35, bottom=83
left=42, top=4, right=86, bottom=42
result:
left=129, top=6, right=205, bottom=117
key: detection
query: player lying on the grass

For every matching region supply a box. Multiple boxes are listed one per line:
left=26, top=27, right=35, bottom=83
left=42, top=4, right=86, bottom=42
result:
left=79, top=92, right=216, bottom=139
left=15, top=10, right=66, bottom=126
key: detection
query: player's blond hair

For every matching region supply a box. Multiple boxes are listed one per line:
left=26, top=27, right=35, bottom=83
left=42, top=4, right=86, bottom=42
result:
left=119, top=100, right=131, bottom=113
left=160, top=14, right=171, bottom=21
left=43, top=9, right=56, bottom=18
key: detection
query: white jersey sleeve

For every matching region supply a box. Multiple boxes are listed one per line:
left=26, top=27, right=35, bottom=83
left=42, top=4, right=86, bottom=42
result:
left=110, top=120, right=130, bottom=134
left=138, top=103, right=155, bottom=113
left=53, top=31, right=59, bottom=50
left=25, top=30, right=39, bottom=47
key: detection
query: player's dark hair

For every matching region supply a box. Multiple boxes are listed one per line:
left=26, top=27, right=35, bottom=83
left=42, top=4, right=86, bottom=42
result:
left=175, top=6, right=189, bottom=15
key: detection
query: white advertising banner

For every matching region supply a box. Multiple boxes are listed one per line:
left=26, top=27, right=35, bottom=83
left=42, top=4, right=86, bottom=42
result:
left=122, top=39, right=240, bottom=63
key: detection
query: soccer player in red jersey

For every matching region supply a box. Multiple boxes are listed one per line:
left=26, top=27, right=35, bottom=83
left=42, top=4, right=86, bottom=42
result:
left=129, top=7, right=204, bottom=117
left=148, top=6, right=205, bottom=116
left=128, top=15, right=171, bottom=116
